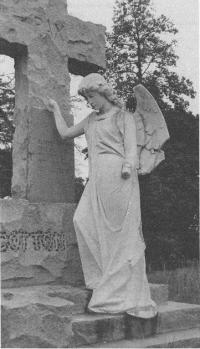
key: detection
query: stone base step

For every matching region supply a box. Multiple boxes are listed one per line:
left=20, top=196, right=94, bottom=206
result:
left=1, top=282, right=168, bottom=313
left=91, top=327, right=200, bottom=348
left=2, top=284, right=199, bottom=348
left=72, top=302, right=200, bottom=347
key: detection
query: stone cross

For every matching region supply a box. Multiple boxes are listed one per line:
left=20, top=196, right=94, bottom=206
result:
left=0, top=0, right=105, bottom=203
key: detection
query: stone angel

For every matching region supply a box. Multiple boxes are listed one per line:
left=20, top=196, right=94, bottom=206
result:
left=47, top=73, right=169, bottom=322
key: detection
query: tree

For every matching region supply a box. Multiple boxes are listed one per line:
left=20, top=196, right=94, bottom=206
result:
left=0, top=148, right=12, bottom=198
left=140, top=110, right=199, bottom=270
left=0, top=75, right=15, bottom=198
left=105, top=0, right=196, bottom=111
left=0, top=76, right=15, bottom=147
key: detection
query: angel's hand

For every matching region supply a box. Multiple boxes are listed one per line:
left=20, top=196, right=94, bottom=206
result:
left=46, top=97, right=59, bottom=113
left=137, top=167, right=142, bottom=175
left=121, top=163, right=131, bottom=179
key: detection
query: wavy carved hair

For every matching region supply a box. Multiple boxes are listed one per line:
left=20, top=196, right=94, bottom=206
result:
left=78, top=73, right=123, bottom=109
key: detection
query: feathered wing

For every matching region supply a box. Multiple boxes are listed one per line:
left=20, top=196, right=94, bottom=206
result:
left=133, top=84, right=170, bottom=175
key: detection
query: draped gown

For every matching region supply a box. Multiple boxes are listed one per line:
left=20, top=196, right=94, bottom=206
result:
left=73, top=108, right=157, bottom=318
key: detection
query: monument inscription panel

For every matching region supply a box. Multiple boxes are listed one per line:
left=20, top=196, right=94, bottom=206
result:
left=1, top=229, right=66, bottom=252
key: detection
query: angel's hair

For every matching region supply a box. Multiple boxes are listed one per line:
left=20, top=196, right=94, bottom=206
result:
left=78, top=73, right=123, bottom=108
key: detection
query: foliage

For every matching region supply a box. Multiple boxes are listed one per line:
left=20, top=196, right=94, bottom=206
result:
left=75, top=177, right=85, bottom=203
left=105, top=0, right=196, bottom=111
left=81, top=147, right=88, bottom=159
left=0, top=76, right=15, bottom=147
left=0, top=76, right=15, bottom=198
left=140, top=110, right=199, bottom=269
left=0, top=148, right=12, bottom=198
left=148, top=262, right=200, bottom=304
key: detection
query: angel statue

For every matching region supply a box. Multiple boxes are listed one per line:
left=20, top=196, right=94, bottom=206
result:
left=47, top=73, right=169, bottom=322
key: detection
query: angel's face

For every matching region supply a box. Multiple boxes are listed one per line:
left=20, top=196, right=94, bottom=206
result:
left=85, top=91, right=107, bottom=112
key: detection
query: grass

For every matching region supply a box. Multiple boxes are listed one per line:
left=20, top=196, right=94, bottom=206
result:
left=147, top=261, right=200, bottom=304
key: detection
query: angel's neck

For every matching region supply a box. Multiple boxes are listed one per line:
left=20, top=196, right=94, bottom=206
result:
left=98, top=105, right=119, bottom=115
left=98, top=101, right=114, bottom=114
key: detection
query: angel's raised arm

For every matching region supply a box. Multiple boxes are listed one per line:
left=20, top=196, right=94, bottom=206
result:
left=47, top=98, right=87, bottom=139
left=60, top=117, right=87, bottom=139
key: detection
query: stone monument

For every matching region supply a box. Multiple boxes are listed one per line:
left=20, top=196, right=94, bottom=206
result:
left=0, top=0, right=105, bottom=287
left=1, top=3, right=200, bottom=348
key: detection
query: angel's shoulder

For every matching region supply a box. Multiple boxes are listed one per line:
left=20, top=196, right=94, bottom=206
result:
left=86, top=111, right=97, bottom=122
left=115, top=109, right=136, bottom=134
left=87, top=111, right=96, bottom=120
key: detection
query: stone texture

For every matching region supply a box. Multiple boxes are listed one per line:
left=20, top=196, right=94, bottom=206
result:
left=71, top=302, right=200, bottom=346
left=1, top=284, right=91, bottom=347
left=1, top=285, right=200, bottom=348
left=150, top=337, right=200, bottom=348
left=1, top=303, right=74, bottom=348
left=0, top=0, right=105, bottom=202
left=1, top=198, right=84, bottom=287
left=0, top=0, right=106, bottom=69
left=1, top=285, right=89, bottom=314
left=1, top=284, right=98, bottom=347
left=72, top=314, right=125, bottom=347
left=91, top=328, right=200, bottom=348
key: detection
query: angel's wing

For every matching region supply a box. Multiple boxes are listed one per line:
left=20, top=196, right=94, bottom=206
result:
left=133, top=84, right=170, bottom=175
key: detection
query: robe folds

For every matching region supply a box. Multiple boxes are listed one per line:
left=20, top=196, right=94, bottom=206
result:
left=73, top=109, right=157, bottom=318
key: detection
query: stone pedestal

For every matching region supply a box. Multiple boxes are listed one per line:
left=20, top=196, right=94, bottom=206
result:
left=1, top=198, right=84, bottom=288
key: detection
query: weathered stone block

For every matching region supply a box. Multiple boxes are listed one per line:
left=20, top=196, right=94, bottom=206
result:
left=0, top=198, right=84, bottom=287
left=91, top=327, right=200, bottom=348
left=1, top=303, right=74, bottom=348
left=2, top=285, right=200, bottom=348
left=72, top=314, right=125, bottom=347
left=1, top=284, right=91, bottom=348
left=71, top=302, right=200, bottom=346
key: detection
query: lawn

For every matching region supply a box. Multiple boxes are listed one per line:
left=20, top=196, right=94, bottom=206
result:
left=148, top=261, right=200, bottom=305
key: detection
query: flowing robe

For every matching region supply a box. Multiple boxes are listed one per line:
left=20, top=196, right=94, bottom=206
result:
left=73, top=109, right=157, bottom=318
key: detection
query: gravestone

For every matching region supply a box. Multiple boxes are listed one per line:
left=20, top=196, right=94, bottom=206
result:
left=0, top=0, right=105, bottom=287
